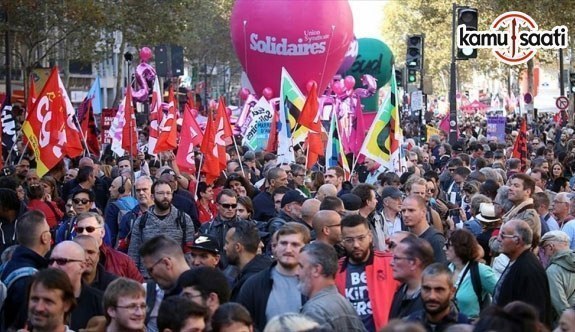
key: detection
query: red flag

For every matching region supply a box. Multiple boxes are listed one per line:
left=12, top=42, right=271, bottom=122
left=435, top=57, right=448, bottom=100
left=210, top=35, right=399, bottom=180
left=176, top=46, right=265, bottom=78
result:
left=58, top=74, right=84, bottom=159
left=155, top=87, right=178, bottom=153
left=22, top=67, right=67, bottom=177
left=176, top=104, right=204, bottom=173
left=79, top=99, right=101, bottom=156
left=512, top=116, right=528, bottom=172
left=122, top=85, right=138, bottom=157
left=214, top=97, right=233, bottom=167
left=298, top=82, right=319, bottom=129
left=306, top=131, right=324, bottom=169
left=266, top=108, right=278, bottom=153
left=200, top=110, right=221, bottom=184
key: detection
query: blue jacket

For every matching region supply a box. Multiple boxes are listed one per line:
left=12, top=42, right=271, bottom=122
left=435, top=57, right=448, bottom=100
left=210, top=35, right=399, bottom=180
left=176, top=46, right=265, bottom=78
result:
left=56, top=215, right=112, bottom=245
left=104, top=196, right=138, bottom=245
left=1, top=246, right=48, bottom=330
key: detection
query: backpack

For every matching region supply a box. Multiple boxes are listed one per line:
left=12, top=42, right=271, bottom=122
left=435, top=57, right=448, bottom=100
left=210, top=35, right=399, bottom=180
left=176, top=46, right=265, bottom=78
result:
left=116, top=210, right=139, bottom=252
left=139, top=209, right=187, bottom=248
left=113, top=199, right=134, bottom=231
left=469, top=261, right=491, bottom=310
left=0, top=267, right=38, bottom=309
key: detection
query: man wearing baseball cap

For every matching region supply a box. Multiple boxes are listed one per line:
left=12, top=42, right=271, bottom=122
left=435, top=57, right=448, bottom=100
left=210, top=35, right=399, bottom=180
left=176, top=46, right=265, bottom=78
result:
left=267, top=190, right=307, bottom=235
left=188, top=234, right=221, bottom=269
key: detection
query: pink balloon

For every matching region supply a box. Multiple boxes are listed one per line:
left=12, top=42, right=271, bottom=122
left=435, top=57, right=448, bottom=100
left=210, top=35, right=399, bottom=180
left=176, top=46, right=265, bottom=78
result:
left=132, top=62, right=157, bottom=103
left=332, top=81, right=344, bottom=95
left=231, top=0, right=353, bottom=98
left=239, top=87, right=250, bottom=100
left=262, top=87, right=273, bottom=100
left=209, top=99, right=217, bottom=110
left=140, top=47, right=153, bottom=63
left=306, top=80, right=317, bottom=93
left=344, top=76, right=356, bottom=90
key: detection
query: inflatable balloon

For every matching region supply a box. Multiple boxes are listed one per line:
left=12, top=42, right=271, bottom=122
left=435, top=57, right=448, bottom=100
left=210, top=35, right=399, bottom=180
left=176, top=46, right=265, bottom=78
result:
left=239, top=88, right=250, bottom=100
left=344, top=76, right=356, bottom=90
left=262, top=87, right=273, bottom=100
left=231, top=0, right=353, bottom=97
left=133, top=47, right=157, bottom=103
left=345, top=38, right=394, bottom=111
left=337, top=37, right=358, bottom=75
left=332, top=81, right=344, bottom=95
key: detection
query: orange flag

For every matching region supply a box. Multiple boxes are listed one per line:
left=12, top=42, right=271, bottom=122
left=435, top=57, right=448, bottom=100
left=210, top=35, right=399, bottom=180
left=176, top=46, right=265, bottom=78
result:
left=511, top=115, right=528, bottom=172
left=200, top=110, right=221, bottom=184
left=214, top=97, right=233, bottom=167
left=266, top=108, right=278, bottom=153
left=122, top=85, right=138, bottom=157
left=155, top=87, right=178, bottom=153
left=22, top=67, right=67, bottom=176
left=298, top=82, right=319, bottom=130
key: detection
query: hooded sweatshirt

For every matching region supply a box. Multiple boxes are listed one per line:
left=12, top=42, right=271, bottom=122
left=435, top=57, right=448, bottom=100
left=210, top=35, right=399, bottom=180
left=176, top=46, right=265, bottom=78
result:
left=546, top=249, right=575, bottom=316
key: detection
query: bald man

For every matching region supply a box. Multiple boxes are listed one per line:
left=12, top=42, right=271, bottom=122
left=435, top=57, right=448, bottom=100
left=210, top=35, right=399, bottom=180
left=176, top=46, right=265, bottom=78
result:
left=105, top=176, right=138, bottom=244
left=73, top=235, right=117, bottom=292
left=312, top=210, right=346, bottom=258
left=301, top=199, right=321, bottom=237
left=50, top=241, right=105, bottom=330
left=316, top=184, right=338, bottom=202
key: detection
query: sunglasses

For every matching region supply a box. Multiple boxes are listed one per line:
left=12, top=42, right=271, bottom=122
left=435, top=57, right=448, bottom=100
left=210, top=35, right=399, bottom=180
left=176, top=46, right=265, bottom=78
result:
left=75, top=226, right=102, bottom=234
left=48, top=258, right=84, bottom=266
left=219, top=203, right=237, bottom=209
left=72, top=198, right=91, bottom=205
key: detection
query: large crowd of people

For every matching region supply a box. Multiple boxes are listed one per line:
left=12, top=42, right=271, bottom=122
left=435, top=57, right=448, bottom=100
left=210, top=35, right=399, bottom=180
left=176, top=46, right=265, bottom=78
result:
left=0, top=112, right=574, bottom=332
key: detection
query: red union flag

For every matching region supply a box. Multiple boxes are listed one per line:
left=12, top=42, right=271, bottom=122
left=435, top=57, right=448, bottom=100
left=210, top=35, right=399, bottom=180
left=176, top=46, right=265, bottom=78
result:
left=22, top=67, right=67, bottom=177
left=154, top=87, right=178, bottom=153
left=176, top=104, right=203, bottom=173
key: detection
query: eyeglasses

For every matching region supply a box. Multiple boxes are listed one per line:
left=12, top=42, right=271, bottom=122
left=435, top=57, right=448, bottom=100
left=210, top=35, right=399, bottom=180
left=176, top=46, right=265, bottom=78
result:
left=219, top=203, right=238, bottom=209
left=146, top=256, right=167, bottom=275
left=48, top=258, right=84, bottom=266
left=392, top=256, right=413, bottom=262
left=427, top=189, right=436, bottom=193
left=448, top=168, right=456, bottom=172
left=75, top=226, right=102, bottom=234
left=72, top=198, right=91, bottom=205
left=499, top=233, right=518, bottom=240
left=115, top=303, right=147, bottom=312
left=274, top=200, right=282, bottom=204
left=342, top=232, right=370, bottom=245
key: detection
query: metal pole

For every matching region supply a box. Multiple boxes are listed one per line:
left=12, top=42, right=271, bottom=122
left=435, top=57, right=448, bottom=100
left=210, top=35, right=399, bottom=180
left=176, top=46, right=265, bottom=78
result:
left=449, top=3, right=458, bottom=145
left=560, top=48, right=565, bottom=96
left=5, top=9, right=11, bottom=105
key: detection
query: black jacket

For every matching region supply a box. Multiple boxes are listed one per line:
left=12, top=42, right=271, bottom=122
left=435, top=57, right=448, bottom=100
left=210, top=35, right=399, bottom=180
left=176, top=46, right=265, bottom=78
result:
left=70, top=284, right=104, bottom=331
left=236, top=262, right=306, bottom=332
left=494, top=250, right=553, bottom=328
left=173, top=188, right=200, bottom=230
left=0, top=246, right=48, bottom=330
left=199, top=215, right=243, bottom=268
left=230, top=254, right=272, bottom=301
left=90, top=263, right=118, bottom=292
left=389, top=283, right=424, bottom=319
left=252, top=191, right=276, bottom=222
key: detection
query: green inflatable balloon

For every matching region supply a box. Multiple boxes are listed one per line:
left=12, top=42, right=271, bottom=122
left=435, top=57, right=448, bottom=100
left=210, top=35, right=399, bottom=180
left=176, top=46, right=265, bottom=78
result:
left=345, top=38, right=394, bottom=112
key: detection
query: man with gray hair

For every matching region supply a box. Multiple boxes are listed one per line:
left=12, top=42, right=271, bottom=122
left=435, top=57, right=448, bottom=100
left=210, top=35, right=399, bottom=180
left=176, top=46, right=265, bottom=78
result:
left=315, top=183, right=338, bottom=202
left=297, top=242, right=366, bottom=331
left=540, top=230, right=575, bottom=318
left=493, top=219, right=552, bottom=327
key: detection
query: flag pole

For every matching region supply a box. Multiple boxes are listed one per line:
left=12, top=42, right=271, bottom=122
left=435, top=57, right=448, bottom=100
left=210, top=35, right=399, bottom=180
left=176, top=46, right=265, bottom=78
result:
left=194, top=153, right=204, bottom=199
left=16, top=141, right=29, bottom=165
left=73, top=114, right=90, bottom=157
left=231, top=134, right=245, bottom=176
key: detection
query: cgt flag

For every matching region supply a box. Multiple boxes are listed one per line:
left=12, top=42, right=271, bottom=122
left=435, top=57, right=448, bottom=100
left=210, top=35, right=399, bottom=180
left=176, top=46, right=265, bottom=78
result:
left=200, top=110, right=221, bottom=185
left=176, top=103, right=204, bottom=173
left=511, top=115, right=528, bottom=172
left=22, top=67, right=68, bottom=177
left=154, top=87, right=178, bottom=153
left=359, top=66, right=405, bottom=174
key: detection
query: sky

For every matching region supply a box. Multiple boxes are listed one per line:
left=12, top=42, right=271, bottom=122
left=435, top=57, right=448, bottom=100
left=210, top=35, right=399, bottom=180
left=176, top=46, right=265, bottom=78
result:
left=349, top=0, right=387, bottom=38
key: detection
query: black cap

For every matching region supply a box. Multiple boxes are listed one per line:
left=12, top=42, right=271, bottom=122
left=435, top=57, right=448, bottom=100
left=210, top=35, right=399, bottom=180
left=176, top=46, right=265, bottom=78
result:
left=280, top=190, right=307, bottom=208
left=381, top=186, right=403, bottom=200
left=340, top=193, right=362, bottom=211
left=189, top=234, right=220, bottom=254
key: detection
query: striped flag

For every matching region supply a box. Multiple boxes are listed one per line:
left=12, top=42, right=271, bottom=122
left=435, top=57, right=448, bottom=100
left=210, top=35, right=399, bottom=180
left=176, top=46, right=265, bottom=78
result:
left=359, top=66, right=406, bottom=174
left=326, top=114, right=350, bottom=179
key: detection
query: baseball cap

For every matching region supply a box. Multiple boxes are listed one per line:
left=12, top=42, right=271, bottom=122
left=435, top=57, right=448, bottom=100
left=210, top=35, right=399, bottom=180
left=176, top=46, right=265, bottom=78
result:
left=381, top=186, right=403, bottom=200
left=189, top=234, right=220, bottom=254
left=243, top=151, right=256, bottom=162
left=340, top=193, right=362, bottom=211
left=280, top=190, right=307, bottom=208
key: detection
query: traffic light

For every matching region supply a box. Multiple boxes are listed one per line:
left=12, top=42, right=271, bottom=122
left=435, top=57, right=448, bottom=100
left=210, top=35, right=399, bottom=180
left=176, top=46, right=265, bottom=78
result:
left=406, top=35, right=423, bottom=70
left=408, top=69, right=417, bottom=83
left=457, top=7, right=478, bottom=59
left=570, top=73, right=575, bottom=93
left=395, top=69, right=403, bottom=87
